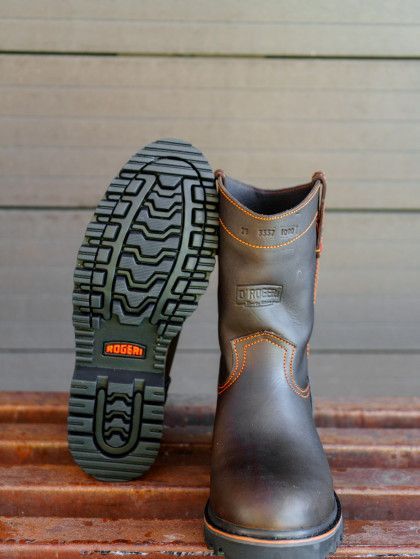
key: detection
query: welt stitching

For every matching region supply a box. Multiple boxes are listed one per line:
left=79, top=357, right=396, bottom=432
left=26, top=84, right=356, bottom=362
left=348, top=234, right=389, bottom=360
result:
left=220, top=183, right=320, bottom=222
left=218, top=332, right=310, bottom=398
left=219, top=212, right=318, bottom=250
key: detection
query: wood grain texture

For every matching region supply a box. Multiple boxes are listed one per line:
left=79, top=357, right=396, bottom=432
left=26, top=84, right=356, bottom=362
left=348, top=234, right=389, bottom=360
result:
left=2, top=392, right=419, bottom=428
left=1, top=423, right=419, bottom=469
left=0, top=210, right=419, bottom=354
left=2, top=0, right=419, bottom=24
left=0, top=518, right=418, bottom=558
left=0, top=394, right=419, bottom=557
left=0, top=56, right=419, bottom=208
left=0, top=464, right=418, bottom=519
left=0, top=0, right=419, bottom=56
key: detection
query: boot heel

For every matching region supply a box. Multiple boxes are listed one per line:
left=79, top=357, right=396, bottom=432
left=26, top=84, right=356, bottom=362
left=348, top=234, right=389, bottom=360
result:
left=68, top=368, right=165, bottom=481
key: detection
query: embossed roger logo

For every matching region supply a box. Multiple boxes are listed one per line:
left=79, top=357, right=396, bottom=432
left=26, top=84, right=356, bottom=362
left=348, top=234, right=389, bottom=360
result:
left=236, top=285, right=283, bottom=307
left=103, top=342, right=146, bottom=358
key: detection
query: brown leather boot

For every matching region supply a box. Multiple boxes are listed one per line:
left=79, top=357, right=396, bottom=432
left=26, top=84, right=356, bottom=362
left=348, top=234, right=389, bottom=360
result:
left=204, top=172, right=343, bottom=558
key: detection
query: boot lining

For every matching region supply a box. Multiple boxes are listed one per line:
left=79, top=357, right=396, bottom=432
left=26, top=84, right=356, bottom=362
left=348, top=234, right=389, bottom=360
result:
left=224, top=177, right=313, bottom=216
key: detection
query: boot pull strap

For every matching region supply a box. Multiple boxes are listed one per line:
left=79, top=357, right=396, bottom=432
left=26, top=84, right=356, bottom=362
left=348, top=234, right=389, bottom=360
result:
left=312, top=171, right=327, bottom=258
left=214, top=169, right=226, bottom=190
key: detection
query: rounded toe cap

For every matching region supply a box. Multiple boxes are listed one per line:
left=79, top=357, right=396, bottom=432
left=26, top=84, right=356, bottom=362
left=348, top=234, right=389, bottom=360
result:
left=209, top=473, right=337, bottom=538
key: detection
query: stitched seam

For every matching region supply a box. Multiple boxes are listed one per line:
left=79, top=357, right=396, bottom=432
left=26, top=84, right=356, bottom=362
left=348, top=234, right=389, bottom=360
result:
left=219, top=212, right=318, bottom=249
left=219, top=335, right=309, bottom=398
left=220, top=183, right=320, bottom=222
left=286, top=343, right=310, bottom=398
left=219, top=338, right=270, bottom=395
left=218, top=332, right=265, bottom=392
left=218, top=332, right=310, bottom=398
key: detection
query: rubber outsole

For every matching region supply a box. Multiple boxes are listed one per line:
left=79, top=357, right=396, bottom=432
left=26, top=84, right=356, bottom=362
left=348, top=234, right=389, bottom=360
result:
left=68, top=138, right=218, bottom=481
left=204, top=497, right=344, bottom=559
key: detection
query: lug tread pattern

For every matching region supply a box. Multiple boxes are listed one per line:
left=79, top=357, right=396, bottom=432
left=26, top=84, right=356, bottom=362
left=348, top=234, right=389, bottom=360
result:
left=70, top=139, right=218, bottom=480
left=68, top=376, right=165, bottom=481
left=72, top=138, right=218, bottom=367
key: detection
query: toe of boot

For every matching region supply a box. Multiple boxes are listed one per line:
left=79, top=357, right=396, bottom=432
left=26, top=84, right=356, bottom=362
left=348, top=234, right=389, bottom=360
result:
left=208, top=475, right=337, bottom=539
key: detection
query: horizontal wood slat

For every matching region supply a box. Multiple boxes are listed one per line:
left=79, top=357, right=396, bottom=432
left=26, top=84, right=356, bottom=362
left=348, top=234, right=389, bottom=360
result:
left=2, top=392, right=419, bottom=428
left=0, top=465, right=419, bottom=521
left=0, top=211, right=419, bottom=356
left=0, top=518, right=418, bottom=558
left=3, top=55, right=419, bottom=88
left=1, top=423, right=419, bottom=469
left=0, top=1, right=419, bottom=56
left=0, top=56, right=419, bottom=208
left=0, top=394, right=419, bottom=557
left=2, top=0, right=420, bottom=25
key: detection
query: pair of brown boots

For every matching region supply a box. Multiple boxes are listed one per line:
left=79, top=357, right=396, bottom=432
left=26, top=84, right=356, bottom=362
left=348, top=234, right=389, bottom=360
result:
left=68, top=138, right=343, bottom=559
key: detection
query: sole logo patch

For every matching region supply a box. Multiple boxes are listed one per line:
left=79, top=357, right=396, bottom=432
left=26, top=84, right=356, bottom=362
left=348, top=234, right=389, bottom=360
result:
left=103, top=342, right=146, bottom=358
left=236, top=285, right=283, bottom=307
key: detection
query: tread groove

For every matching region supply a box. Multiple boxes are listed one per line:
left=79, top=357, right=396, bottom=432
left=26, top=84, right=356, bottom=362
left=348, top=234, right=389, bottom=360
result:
left=69, top=138, right=218, bottom=481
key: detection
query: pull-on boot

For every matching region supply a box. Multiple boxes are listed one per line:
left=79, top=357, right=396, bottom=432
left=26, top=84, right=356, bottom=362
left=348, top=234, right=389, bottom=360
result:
left=68, top=139, right=218, bottom=481
left=205, top=171, right=343, bottom=558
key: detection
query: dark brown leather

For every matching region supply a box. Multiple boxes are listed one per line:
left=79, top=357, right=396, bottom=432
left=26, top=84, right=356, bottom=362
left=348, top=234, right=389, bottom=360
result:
left=208, top=173, right=337, bottom=538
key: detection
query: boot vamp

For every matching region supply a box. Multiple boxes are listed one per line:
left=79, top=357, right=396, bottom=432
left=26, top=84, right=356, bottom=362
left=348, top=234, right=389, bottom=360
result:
left=210, top=425, right=336, bottom=535
left=210, top=340, right=336, bottom=535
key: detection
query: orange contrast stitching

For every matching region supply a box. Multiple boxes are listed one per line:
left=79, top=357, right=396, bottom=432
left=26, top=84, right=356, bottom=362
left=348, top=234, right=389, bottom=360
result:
left=204, top=514, right=343, bottom=545
left=219, top=338, right=271, bottom=395
left=219, top=182, right=320, bottom=222
left=219, top=212, right=318, bottom=250
left=286, top=343, right=309, bottom=398
left=218, top=332, right=265, bottom=393
left=218, top=332, right=310, bottom=398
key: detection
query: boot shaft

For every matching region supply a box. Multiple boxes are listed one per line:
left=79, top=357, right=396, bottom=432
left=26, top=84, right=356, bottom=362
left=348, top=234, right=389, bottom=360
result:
left=217, top=172, right=326, bottom=387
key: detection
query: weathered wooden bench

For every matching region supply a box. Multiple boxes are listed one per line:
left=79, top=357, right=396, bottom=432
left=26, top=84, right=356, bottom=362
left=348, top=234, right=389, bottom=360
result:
left=0, top=392, right=419, bottom=558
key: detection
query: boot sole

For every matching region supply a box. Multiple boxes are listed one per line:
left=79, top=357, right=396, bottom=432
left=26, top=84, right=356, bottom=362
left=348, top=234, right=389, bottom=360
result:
left=204, top=496, right=344, bottom=559
left=68, top=138, right=218, bottom=481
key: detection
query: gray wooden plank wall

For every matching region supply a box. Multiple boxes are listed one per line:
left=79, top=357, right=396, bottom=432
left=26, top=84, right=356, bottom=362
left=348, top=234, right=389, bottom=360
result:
left=0, top=1, right=419, bottom=398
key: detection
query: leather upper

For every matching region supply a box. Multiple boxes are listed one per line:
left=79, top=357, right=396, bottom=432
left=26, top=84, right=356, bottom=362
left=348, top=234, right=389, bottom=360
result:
left=209, top=173, right=337, bottom=537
